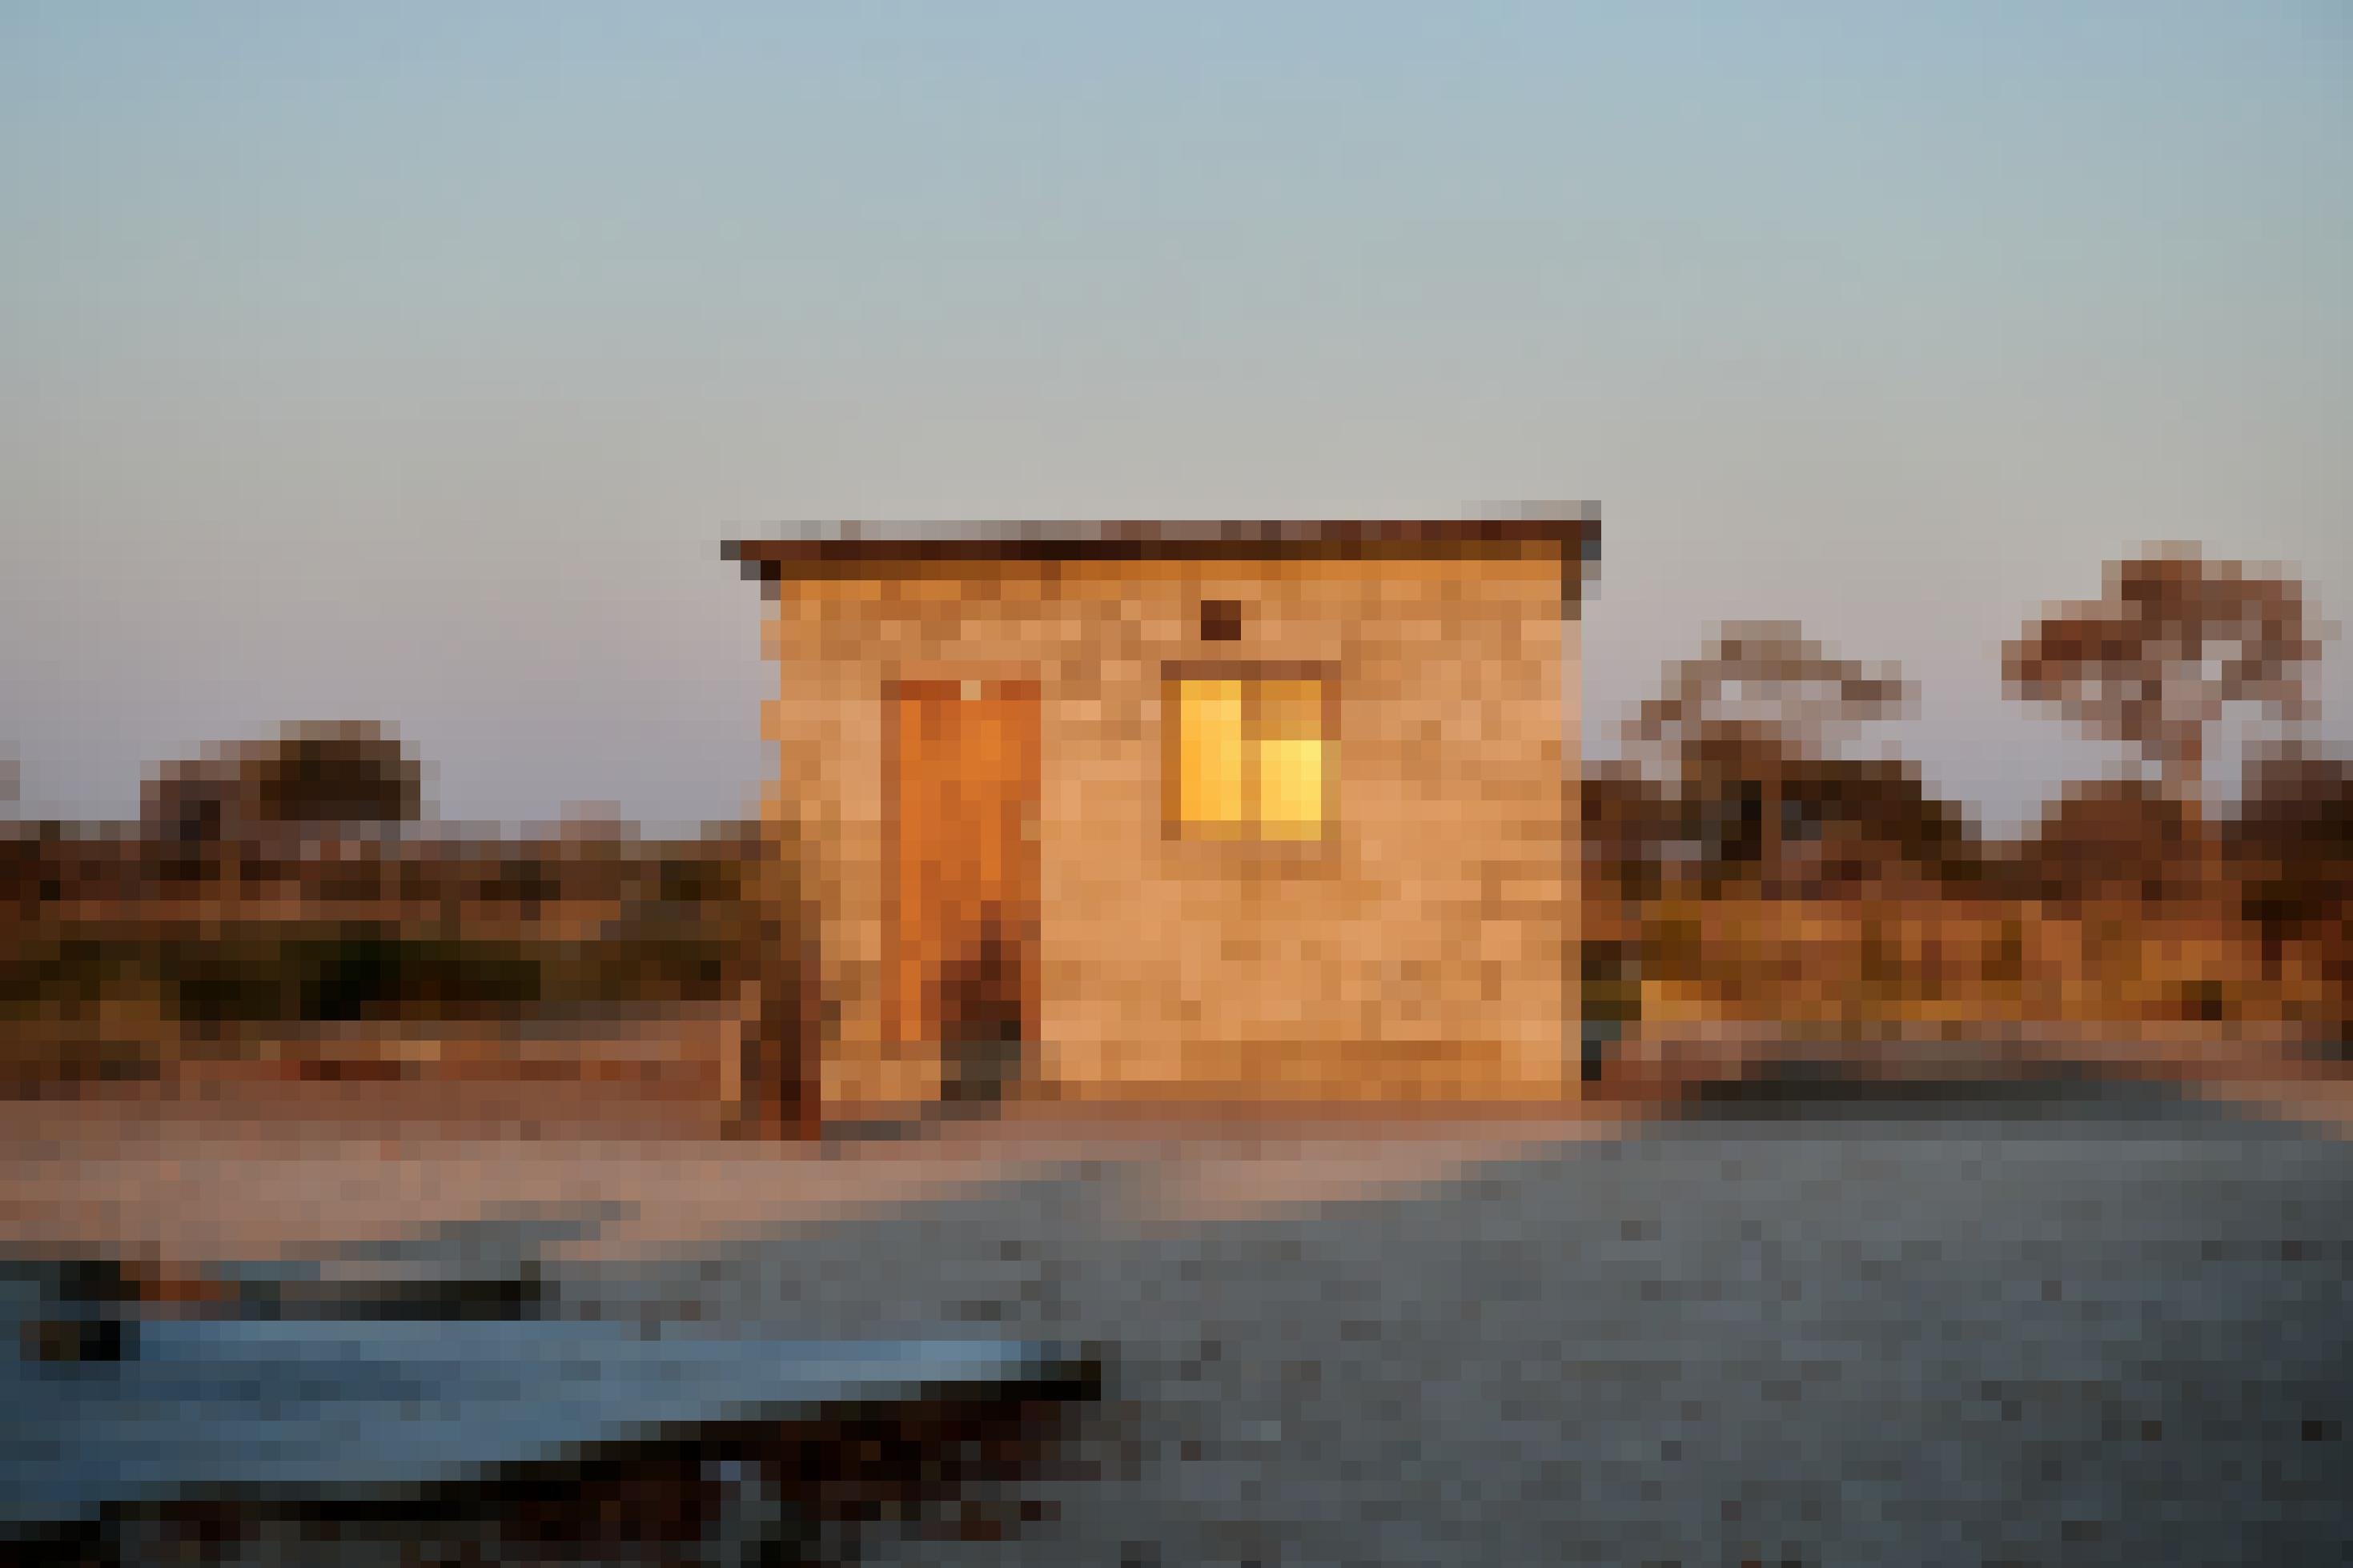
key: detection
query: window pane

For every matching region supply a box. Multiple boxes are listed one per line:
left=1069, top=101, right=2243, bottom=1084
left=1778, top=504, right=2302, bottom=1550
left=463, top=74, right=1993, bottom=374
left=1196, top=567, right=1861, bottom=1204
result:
left=1257, top=735, right=1323, bottom=837
left=1255, top=679, right=1324, bottom=839
left=1175, top=679, right=1245, bottom=827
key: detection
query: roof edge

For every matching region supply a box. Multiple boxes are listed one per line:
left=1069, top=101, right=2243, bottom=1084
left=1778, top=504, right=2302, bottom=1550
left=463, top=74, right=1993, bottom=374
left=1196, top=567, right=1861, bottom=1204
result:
left=725, top=514, right=1600, bottom=575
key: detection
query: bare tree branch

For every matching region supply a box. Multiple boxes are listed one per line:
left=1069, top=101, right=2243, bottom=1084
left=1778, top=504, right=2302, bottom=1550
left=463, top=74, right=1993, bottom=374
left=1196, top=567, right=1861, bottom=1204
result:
left=1626, top=620, right=1913, bottom=786
left=2005, top=546, right=2327, bottom=805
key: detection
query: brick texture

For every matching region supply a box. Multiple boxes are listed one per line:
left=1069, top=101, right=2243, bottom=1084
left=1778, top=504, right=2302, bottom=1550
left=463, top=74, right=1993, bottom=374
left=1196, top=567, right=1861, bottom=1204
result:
left=760, top=548, right=1580, bottom=1106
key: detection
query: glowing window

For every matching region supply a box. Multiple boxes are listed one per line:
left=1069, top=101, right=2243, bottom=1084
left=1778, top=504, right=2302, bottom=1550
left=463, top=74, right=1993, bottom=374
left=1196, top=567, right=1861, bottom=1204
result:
left=1166, top=671, right=1329, bottom=842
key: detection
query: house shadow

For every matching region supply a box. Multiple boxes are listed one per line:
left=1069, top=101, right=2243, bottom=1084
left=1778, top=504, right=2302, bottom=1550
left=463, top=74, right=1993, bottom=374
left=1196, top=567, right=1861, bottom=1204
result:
left=1663, top=1057, right=2251, bottom=1125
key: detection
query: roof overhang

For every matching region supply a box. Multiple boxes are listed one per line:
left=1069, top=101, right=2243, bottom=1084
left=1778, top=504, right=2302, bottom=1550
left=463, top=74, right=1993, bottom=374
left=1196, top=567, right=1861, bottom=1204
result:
left=724, top=514, right=1601, bottom=608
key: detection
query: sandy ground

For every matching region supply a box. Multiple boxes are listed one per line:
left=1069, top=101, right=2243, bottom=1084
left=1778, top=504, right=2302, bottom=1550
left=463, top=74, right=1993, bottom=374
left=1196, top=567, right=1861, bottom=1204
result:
left=6, top=1068, right=2351, bottom=1564
left=0, top=1083, right=1644, bottom=1265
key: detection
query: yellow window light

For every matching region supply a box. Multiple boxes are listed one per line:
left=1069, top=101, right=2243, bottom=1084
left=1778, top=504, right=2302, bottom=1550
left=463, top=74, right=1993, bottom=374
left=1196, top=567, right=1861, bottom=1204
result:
left=1168, top=673, right=1327, bottom=843
left=1174, top=678, right=1245, bottom=829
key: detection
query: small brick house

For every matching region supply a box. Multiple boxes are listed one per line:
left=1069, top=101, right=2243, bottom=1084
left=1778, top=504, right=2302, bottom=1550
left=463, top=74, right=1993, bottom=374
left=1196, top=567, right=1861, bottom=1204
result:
left=725, top=516, right=1600, bottom=1109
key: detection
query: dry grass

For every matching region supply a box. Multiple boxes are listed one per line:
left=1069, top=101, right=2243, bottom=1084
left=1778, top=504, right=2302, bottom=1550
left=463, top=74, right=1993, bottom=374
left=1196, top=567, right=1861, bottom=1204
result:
left=1625, top=888, right=2342, bottom=1039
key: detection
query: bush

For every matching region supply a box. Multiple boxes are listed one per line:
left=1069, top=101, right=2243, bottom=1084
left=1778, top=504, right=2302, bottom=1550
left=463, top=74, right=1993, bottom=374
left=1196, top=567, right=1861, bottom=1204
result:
left=159, top=926, right=547, bottom=1026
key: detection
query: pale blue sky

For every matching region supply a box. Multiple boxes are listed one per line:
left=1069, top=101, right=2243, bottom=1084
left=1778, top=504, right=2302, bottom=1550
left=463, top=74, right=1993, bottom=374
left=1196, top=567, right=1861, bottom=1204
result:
left=4, top=2, right=2347, bottom=832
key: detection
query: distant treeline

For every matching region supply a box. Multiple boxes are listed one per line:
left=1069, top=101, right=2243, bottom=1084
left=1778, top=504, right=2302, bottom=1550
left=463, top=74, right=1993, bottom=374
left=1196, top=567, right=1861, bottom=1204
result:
left=1583, top=749, right=2352, bottom=920
left=0, top=728, right=791, bottom=1085
left=4, top=546, right=2348, bottom=1086
left=1578, top=561, right=2349, bottom=1037
left=2, top=815, right=768, bottom=924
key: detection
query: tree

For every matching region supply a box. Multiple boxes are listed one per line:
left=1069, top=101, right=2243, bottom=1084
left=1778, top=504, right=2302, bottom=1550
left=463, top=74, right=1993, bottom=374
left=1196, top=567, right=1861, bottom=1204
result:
left=242, top=721, right=422, bottom=828
left=2227, top=743, right=2352, bottom=978
left=1627, top=620, right=1914, bottom=886
left=147, top=721, right=422, bottom=847
left=1581, top=762, right=1674, bottom=912
left=2020, top=776, right=2207, bottom=911
left=2004, top=547, right=2325, bottom=807
left=1773, top=754, right=1986, bottom=897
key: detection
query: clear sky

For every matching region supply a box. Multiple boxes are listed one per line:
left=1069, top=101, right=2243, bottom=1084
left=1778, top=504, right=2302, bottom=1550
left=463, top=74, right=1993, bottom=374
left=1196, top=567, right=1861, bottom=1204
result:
left=4, top=2, right=2347, bottom=834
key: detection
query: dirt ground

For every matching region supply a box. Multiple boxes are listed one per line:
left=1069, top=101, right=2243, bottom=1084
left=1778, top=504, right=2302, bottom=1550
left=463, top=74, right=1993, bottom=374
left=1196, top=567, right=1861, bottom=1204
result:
left=6, top=1041, right=2348, bottom=1266
left=0, top=1077, right=1641, bottom=1267
left=6, top=1061, right=2351, bottom=1565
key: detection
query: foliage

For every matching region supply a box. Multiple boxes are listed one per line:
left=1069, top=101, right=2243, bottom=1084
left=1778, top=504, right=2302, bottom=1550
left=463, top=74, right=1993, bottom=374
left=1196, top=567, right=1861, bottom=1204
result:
left=2227, top=745, right=2353, bottom=978
left=1627, top=620, right=1913, bottom=784
left=2005, top=547, right=2324, bottom=803
left=2014, top=777, right=2214, bottom=910
left=1626, top=620, right=1917, bottom=889
left=0, top=816, right=793, bottom=1083
left=144, top=721, right=423, bottom=842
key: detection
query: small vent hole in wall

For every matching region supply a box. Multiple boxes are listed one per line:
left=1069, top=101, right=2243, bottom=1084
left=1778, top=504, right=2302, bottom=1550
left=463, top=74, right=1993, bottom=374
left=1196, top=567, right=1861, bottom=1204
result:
left=1200, top=600, right=1243, bottom=641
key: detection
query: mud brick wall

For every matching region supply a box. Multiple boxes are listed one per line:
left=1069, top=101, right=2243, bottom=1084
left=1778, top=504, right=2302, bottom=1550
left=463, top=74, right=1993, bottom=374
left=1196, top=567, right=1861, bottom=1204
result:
left=760, top=547, right=1580, bottom=1105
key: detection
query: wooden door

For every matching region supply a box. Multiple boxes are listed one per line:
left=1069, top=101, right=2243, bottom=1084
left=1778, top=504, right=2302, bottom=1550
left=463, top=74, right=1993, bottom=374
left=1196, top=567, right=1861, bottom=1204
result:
left=885, top=680, right=1041, bottom=1093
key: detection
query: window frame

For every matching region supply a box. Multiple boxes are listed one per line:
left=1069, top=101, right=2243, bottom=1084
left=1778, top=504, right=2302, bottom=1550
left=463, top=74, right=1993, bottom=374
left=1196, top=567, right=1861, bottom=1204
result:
left=1160, top=660, right=1339, bottom=850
